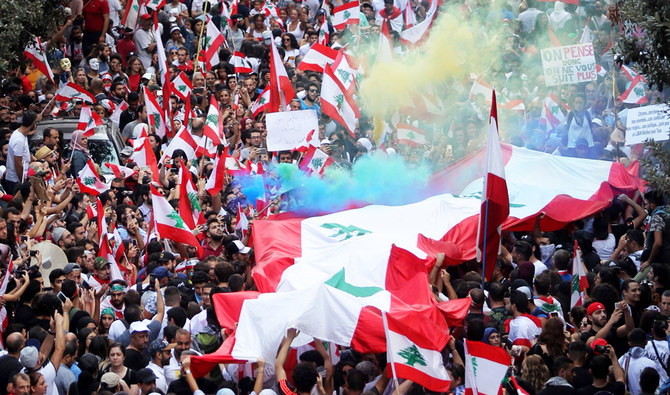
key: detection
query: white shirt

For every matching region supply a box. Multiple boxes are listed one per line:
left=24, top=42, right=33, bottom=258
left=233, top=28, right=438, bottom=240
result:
left=109, top=319, right=127, bottom=341
left=188, top=309, right=207, bottom=336
left=7, top=129, right=29, bottom=182
left=618, top=347, right=656, bottom=395
left=533, top=260, right=548, bottom=276
left=107, top=0, right=123, bottom=27
left=148, top=361, right=168, bottom=393
left=593, top=233, right=616, bottom=261
left=39, top=361, right=58, bottom=395
left=134, top=28, right=155, bottom=68
left=645, top=340, right=669, bottom=383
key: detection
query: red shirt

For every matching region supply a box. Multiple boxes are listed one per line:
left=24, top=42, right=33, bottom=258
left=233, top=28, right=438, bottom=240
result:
left=83, top=0, right=110, bottom=32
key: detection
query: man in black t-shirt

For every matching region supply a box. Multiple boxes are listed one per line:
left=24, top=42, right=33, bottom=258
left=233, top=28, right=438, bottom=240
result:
left=577, top=348, right=625, bottom=395
left=124, top=321, right=151, bottom=371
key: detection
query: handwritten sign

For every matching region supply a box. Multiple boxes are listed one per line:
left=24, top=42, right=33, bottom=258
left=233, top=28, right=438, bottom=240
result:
left=266, top=110, right=319, bottom=152
left=541, top=43, right=598, bottom=87
left=625, top=104, right=670, bottom=145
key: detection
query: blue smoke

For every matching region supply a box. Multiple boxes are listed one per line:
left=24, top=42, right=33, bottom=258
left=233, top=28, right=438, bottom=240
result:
left=239, top=153, right=434, bottom=215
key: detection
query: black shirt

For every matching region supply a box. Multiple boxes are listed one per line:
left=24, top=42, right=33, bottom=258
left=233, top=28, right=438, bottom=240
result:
left=577, top=381, right=625, bottom=395
left=123, top=348, right=149, bottom=371
left=572, top=366, right=593, bottom=390
left=0, top=355, right=23, bottom=395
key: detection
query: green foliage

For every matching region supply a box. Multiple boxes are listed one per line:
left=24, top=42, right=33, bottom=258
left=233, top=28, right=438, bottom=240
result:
left=615, top=0, right=670, bottom=91
left=640, top=139, right=670, bottom=196
left=0, top=0, right=65, bottom=73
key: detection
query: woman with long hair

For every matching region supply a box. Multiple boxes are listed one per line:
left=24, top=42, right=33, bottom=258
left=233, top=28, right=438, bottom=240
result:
left=73, top=68, right=89, bottom=90
left=528, top=317, right=568, bottom=373
left=98, top=308, right=115, bottom=335
left=520, top=354, right=551, bottom=393
left=89, top=335, right=110, bottom=371
left=100, top=343, right=139, bottom=394
left=77, top=327, right=96, bottom=358
left=281, top=33, right=300, bottom=68
left=126, top=56, right=145, bottom=92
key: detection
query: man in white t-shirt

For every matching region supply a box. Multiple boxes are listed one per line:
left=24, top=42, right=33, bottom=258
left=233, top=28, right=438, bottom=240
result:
left=134, top=14, right=156, bottom=68
left=6, top=111, right=38, bottom=194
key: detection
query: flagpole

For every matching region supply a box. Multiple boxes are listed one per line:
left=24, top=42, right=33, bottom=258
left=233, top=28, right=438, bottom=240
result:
left=192, top=2, right=210, bottom=80
left=381, top=311, right=401, bottom=395
left=481, top=199, right=488, bottom=290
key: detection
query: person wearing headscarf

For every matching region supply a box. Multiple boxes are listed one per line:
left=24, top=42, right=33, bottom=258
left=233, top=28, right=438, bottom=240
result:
left=548, top=2, right=571, bottom=31
left=353, top=138, right=373, bottom=164
left=69, top=130, right=90, bottom=177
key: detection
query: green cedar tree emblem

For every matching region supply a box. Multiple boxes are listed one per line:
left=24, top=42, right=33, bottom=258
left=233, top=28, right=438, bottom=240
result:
left=320, top=223, right=371, bottom=240
left=397, top=345, right=426, bottom=367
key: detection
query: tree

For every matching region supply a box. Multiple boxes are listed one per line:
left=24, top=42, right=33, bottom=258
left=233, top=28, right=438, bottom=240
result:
left=0, top=0, right=65, bottom=73
left=613, top=1, right=670, bottom=195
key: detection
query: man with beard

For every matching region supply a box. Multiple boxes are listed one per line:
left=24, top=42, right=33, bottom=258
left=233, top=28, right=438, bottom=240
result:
left=100, top=279, right=127, bottom=319
left=109, top=81, right=126, bottom=105
left=165, top=329, right=194, bottom=385
left=581, top=302, right=624, bottom=347
left=52, top=227, right=75, bottom=251
left=147, top=339, right=175, bottom=393
left=201, top=218, right=224, bottom=258
left=86, top=257, right=112, bottom=291
left=121, top=104, right=148, bottom=143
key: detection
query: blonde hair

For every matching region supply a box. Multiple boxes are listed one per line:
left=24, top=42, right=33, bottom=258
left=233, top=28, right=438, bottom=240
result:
left=521, top=355, right=550, bottom=392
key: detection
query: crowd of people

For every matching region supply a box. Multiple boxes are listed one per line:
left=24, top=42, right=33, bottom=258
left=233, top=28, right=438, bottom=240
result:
left=0, top=0, right=669, bottom=394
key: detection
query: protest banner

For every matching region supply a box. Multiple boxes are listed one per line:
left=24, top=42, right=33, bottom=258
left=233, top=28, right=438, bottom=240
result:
left=266, top=110, right=320, bottom=152
left=541, top=43, right=597, bottom=86
left=625, top=104, right=670, bottom=145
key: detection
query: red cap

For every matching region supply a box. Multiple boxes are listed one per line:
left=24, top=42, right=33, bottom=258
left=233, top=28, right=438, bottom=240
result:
left=140, top=13, right=152, bottom=20
left=591, top=338, right=608, bottom=354
left=587, top=302, right=605, bottom=316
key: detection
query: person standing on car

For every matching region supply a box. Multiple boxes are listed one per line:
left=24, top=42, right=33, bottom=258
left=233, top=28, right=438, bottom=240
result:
left=69, top=130, right=90, bottom=177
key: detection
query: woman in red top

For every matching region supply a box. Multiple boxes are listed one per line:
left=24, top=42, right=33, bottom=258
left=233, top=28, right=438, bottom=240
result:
left=126, top=56, right=144, bottom=92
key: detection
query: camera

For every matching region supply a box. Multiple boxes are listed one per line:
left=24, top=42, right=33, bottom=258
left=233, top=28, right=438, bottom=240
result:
left=29, top=250, right=38, bottom=257
left=594, top=345, right=609, bottom=354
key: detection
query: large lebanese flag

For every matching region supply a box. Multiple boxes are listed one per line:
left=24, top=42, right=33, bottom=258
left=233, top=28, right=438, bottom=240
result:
left=332, top=1, right=360, bottom=30
left=151, top=185, right=202, bottom=255
left=464, top=340, right=511, bottom=395
left=476, top=90, right=509, bottom=281
left=399, top=0, right=438, bottom=45
left=55, top=82, right=96, bottom=104
left=191, top=243, right=470, bottom=373
left=251, top=145, right=639, bottom=294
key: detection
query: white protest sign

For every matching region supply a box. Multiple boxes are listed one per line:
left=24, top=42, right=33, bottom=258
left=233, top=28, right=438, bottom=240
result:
left=625, top=104, right=670, bottom=145
left=266, top=110, right=320, bottom=152
left=541, top=43, right=598, bottom=87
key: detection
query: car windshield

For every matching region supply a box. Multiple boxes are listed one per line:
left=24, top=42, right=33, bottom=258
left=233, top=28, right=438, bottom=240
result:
left=89, top=138, right=120, bottom=176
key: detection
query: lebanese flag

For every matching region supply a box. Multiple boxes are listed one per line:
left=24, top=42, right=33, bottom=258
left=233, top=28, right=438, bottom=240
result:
left=104, top=163, right=135, bottom=179
left=269, top=43, right=295, bottom=111
left=317, top=13, right=330, bottom=46
left=619, top=65, right=649, bottom=105
left=499, top=99, right=525, bottom=113
left=396, top=123, right=426, bottom=146
left=596, top=64, right=607, bottom=78
left=204, top=17, right=226, bottom=70
left=143, top=87, right=167, bottom=137
left=579, top=18, right=593, bottom=44
left=250, top=86, right=271, bottom=117
left=171, top=71, right=193, bottom=101
left=295, top=129, right=320, bottom=153
left=298, top=44, right=339, bottom=72
left=203, top=95, right=225, bottom=145
left=193, top=243, right=468, bottom=370
left=154, top=25, right=173, bottom=138
left=77, top=159, right=110, bottom=196
left=110, top=100, right=129, bottom=127
left=403, top=0, right=417, bottom=28
left=121, top=0, right=140, bottom=29
left=321, top=63, right=360, bottom=138
left=332, top=1, right=360, bottom=30
left=540, top=93, right=566, bottom=131
left=399, top=0, right=438, bottom=46
left=55, top=82, right=96, bottom=104
left=469, top=77, right=493, bottom=102
left=151, top=185, right=202, bottom=255
left=235, top=203, right=249, bottom=237
left=77, top=105, right=103, bottom=137
left=475, top=90, right=509, bottom=281
left=233, top=52, right=253, bottom=74
left=205, top=150, right=228, bottom=196
left=161, top=127, right=199, bottom=162
left=507, top=314, right=542, bottom=347
left=179, top=159, right=205, bottom=230
left=570, top=239, right=589, bottom=308
left=0, top=260, right=14, bottom=336
left=299, top=145, right=334, bottom=175
left=24, top=37, right=55, bottom=84
left=464, top=340, right=511, bottom=395
left=262, top=0, right=278, bottom=18
left=384, top=312, right=451, bottom=392
left=129, top=136, right=160, bottom=183
left=331, top=51, right=360, bottom=94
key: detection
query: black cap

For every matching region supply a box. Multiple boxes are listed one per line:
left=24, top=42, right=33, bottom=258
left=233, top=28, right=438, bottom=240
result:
left=136, top=368, right=157, bottom=383
left=158, top=251, right=176, bottom=262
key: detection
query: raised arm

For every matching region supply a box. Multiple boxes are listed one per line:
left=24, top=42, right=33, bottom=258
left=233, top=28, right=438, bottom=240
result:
left=275, top=328, right=299, bottom=382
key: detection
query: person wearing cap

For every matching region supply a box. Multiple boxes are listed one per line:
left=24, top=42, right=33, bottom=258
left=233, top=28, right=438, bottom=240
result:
left=99, top=371, right=122, bottom=393
left=100, top=279, right=128, bottom=319
left=52, top=227, right=75, bottom=251
left=581, top=302, right=624, bottom=348
left=135, top=13, right=157, bottom=70
left=63, top=263, right=82, bottom=283
left=22, top=312, right=66, bottom=395
left=226, top=240, right=252, bottom=263
left=136, top=368, right=158, bottom=395
left=157, top=251, right=177, bottom=272
left=146, top=339, right=175, bottom=393
left=86, top=257, right=112, bottom=291
left=577, top=349, right=625, bottom=395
